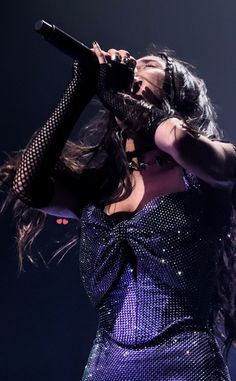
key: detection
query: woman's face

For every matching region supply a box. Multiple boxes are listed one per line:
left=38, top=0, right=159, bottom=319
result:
left=133, top=55, right=166, bottom=103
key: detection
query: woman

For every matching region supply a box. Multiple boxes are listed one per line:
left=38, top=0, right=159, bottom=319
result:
left=1, top=41, right=236, bottom=380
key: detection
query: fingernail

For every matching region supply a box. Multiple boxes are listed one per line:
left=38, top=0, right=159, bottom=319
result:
left=92, top=41, right=99, bottom=47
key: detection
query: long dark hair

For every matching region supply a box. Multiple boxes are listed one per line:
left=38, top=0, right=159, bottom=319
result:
left=157, top=50, right=236, bottom=355
left=0, top=51, right=235, bottom=355
left=0, top=111, right=132, bottom=269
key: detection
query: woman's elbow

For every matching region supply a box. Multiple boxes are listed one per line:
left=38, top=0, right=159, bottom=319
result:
left=154, top=118, right=190, bottom=156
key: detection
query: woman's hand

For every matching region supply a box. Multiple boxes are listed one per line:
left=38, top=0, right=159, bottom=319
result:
left=90, top=42, right=172, bottom=144
left=92, top=45, right=135, bottom=66
left=90, top=46, right=111, bottom=63
left=92, top=43, right=136, bottom=92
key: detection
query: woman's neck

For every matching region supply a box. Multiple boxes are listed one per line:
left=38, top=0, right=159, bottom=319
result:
left=124, top=137, right=173, bottom=171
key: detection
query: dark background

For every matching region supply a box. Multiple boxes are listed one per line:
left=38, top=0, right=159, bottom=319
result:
left=0, top=0, right=236, bottom=380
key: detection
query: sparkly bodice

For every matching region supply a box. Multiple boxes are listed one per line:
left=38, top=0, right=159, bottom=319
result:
left=79, top=170, right=231, bottom=380
left=80, top=171, right=227, bottom=342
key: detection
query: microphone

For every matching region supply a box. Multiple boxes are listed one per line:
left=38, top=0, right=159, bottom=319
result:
left=34, top=20, right=134, bottom=91
left=34, top=20, right=99, bottom=71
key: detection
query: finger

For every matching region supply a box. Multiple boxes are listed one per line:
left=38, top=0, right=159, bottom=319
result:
left=109, top=49, right=134, bottom=62
left=107, top=49, right=122, bottom=63
left=118, top=51, right=136, bottom=67
left=92, top=42, right=108, bottom=64
left=90, top=47, right=111, bottom=59
left=108, top=48, right=136, bottom=67
left=107, top=49, right=122, bottom=58
left=129, top=55, right=136, bottom=62
left=118, top=50, right=130, bottom=58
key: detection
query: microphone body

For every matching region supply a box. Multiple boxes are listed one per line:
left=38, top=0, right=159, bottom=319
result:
left=35, top=20, right=99, bottom=71
left=34, top=20, right=134, bottom=92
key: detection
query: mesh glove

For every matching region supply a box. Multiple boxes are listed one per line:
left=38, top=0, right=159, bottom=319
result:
left=108, top=59, right=135, bottom=92
left=96, top=63, right=174, bottom=143
left=12, top=61, right=95, bottom=207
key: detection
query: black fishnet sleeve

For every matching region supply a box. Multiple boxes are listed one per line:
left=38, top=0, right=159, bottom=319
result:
left=12, top=62, right=95, bottom=208
left=96, top=64, right=174, bottom=142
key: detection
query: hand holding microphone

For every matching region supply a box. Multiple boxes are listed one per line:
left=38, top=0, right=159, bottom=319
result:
left=35, top=20, right=136, bottom=92
left=92, top=41, right=171, bottom=143
left=91, top=45, right=136, bottom=93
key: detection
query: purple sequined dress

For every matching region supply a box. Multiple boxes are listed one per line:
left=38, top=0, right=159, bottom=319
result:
left=79, top=170, right=231, bottom=381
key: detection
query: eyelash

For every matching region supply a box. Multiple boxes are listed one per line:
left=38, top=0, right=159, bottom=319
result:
left=144, top=64, right=156, bottom=68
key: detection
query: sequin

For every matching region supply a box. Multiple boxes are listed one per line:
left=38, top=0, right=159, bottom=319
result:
left=79, top=170, right=231, bottom=380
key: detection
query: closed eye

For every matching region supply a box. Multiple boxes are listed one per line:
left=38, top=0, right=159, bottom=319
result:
left=144, top=64, right=156, bottom=68
left=136, top=63, right=156, bottom=71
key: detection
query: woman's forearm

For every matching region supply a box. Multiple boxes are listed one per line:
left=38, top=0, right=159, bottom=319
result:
left=155, top=118, right=236, bottom=188
left=12, top=68, right=94, bottom=207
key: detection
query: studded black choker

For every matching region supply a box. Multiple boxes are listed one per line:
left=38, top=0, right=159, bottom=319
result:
left=126, top=149, right=174, bottom=171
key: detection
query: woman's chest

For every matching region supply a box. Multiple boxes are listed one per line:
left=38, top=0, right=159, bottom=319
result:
left=103, top=163, right=187, bottom=216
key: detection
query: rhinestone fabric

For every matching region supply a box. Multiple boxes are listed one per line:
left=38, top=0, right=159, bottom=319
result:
left=79, top=170, right=231, bottom=380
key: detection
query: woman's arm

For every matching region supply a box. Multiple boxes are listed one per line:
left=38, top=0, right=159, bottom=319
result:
left=92, top=44, right=236, bottom=190
left=12, top=61, right=95, bottom=214
left=155, top=118, right=236, bottom=188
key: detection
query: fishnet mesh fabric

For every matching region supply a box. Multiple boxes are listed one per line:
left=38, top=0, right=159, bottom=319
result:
left=97, top=64, right=173, bottom=140
left=12, top=64, right=86, bottom=207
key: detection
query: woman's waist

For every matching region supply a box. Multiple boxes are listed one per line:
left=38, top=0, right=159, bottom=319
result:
left=96, top=316, right=213, bottom=347
left=97, top=292, right=211, bottom=346
left=98, top=278, right=212, bottom=323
